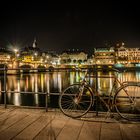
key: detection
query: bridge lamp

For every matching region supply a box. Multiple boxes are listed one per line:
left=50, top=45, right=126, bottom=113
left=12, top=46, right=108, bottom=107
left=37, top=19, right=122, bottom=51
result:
left=34, top=53, right=38, bottom=56
left=13, top=49, right=19, bottom=57
left=14, top=49, right=18, bottom=53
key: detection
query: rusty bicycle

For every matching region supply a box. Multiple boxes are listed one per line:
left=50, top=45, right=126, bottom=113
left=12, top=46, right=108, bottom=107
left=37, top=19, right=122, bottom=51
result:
left=59, top=68, right=140, bottom=121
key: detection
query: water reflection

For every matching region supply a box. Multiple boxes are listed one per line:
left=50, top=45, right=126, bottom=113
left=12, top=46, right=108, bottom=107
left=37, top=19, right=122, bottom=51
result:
left=97, top=72, right=114, bottom=95
left=0, top=71, right=140, bottom=107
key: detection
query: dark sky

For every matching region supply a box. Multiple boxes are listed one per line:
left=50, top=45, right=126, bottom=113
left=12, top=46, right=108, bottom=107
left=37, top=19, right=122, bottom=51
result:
left=0, top=1, right=140, bottom=53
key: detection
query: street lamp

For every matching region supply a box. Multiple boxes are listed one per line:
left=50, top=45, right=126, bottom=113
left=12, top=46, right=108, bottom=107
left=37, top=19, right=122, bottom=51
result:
left=13, top=48, right=19, bottom=60
left=14, top=49, right=18, bottom=53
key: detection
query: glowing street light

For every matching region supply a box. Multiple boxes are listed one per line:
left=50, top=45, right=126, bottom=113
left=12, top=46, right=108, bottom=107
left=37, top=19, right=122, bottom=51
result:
left=13, top=48, right=19, bottom=60
left=14, top=49, right=18, bottom=53
left=34, top=52, right=38, bottom=56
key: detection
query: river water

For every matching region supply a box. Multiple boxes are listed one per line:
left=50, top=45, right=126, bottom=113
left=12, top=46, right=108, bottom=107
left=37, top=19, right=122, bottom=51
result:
left=0, top=70, right=140, bottom=107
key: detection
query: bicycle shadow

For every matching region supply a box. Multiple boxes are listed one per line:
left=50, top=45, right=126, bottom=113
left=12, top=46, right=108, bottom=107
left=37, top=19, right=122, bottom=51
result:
left=75, top=112, right=140, bottom=124
left=45, top=113, right=57, bottom=140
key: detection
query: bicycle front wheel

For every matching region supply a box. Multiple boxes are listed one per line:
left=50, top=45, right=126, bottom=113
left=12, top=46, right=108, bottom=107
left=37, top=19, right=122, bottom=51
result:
left=59, top=84, right=93, bottom=118
left=114, top=84, right=140, bottom=121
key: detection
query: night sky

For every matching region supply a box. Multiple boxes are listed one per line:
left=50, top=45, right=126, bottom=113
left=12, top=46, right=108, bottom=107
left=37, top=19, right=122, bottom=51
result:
left=0, top=1, right=140, bottom=53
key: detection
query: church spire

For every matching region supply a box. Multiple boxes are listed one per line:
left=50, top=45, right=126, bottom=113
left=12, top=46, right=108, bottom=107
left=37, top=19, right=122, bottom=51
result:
left=33, top=38, right=37, bottom=48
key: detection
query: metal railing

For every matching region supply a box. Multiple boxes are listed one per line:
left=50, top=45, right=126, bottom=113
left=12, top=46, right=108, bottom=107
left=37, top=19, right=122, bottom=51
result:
left=0, top=66, right=56, bottom=111
left=0, top=66, right=115, bottom=113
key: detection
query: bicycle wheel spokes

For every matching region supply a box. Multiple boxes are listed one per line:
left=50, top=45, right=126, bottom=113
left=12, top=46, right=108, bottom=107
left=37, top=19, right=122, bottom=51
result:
left=59, top=84, right=93, bottom=118
left=115, top=85, right=140, bottom=121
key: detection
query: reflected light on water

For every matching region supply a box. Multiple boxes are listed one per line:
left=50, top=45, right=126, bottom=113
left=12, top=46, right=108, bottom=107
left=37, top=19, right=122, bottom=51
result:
left=31, top=75, right=35, bottom=91
left=35, top=74, right=38, bottom=92
left=25, top=76, right=29, bottom=91
left=13, top=93, right=21, bottom=106
left=34, top=94, right=39, bottom=106
left=46, top=74, right=50, bottom=93
left=58, top=73, right=62, bottom=92
left=136, top=72, right=140, bottom=81
left=0, top=71, right=140, bottom=107
left=41, top=74, right=44, bottom=92
left=70, top=72, right=75, bottom=85
left=17, top=80, right=20, bottom=92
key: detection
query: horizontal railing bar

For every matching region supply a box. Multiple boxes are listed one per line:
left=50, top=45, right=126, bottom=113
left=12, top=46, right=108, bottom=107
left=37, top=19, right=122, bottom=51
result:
left=0, top=104, right=46, bottom=109
left=0, top=68, right=51, bottom=70
left=0, top=91, right=60, bottom=95
left=86, top=75, right=116, bottom=78
left=0, top=67, right=89, bottom=71
left=0, top=91, right=47, bottom=95
left=49, top=93, right=60, bottom=95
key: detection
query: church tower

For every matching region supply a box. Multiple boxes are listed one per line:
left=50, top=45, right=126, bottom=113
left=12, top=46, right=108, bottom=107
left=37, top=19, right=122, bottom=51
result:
left=33, top=38, right=37, bottom=48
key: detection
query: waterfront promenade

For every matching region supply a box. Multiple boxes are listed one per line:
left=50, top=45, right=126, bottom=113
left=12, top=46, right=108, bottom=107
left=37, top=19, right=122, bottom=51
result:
left=0, top=106, right=139, bottom=140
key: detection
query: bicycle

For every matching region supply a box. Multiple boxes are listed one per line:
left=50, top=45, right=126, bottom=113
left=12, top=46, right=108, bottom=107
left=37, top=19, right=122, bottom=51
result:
left=59, top=68, right=140, bottom=121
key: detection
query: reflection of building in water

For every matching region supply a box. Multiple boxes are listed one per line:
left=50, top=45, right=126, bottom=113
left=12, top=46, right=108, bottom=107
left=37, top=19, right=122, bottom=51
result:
left=118, top=72, right=138, bottom=83
left=51, top=72, right=62, bottom=92
left=40, top=74, right=44, bottom=91
left=97, top=72, right=113, bottom=95
left=13, top=93, right=21, bottom=106
left=46, top=74, right=50, bottom=93
left=16, top=80, right=21, bottom=105
left=75, top=72, right=80, bottom=83
left=136, top=72, right=140, bottom=82
left=0, top=71, right=139, bottom=107
left=70, top=72, right=75, bottom=85
left=45, top=72, right=62, bottom=92
left=69, top=72, right=80, bottom=84
left=57, top=73, right=62, bottom=92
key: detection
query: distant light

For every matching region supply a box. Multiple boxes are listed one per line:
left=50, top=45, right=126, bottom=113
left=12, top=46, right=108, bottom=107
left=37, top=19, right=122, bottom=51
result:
left=14, top=49, right=18, bottom=53
left=17, top=54, right=20, bottom=57
left=7, top=55, right=10, bottom=59
left=34, top=53, right=38, bottom=56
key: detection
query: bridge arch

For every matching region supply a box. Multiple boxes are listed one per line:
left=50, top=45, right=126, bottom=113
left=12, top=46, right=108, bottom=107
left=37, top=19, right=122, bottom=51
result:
left=37, top=65, right=46, bottom=72
left=19, top=65, right=33, bottom=73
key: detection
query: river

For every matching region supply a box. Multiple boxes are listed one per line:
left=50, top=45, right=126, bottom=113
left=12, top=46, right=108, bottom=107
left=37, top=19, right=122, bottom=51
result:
left=0, top=70, right=140, bottom=107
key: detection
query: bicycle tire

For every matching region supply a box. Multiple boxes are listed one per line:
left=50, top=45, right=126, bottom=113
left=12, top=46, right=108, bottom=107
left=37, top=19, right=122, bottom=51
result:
left=114, top=84, right=140, bottom=121
left=59, top=84, right=93, bottom=118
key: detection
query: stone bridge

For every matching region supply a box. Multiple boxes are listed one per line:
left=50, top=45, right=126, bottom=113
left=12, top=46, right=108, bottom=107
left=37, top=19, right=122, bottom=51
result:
left=0, top=61, right=55, bottom=74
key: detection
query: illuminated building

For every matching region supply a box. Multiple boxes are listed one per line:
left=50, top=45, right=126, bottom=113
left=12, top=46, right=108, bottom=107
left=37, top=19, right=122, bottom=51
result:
left=115, top=43, right=140, bottom=65
left=94, top=47, right=115, bottom=65
left=0, top=47, right=13, bottom=63
left=60, top=49, right=88, bottom=64
left=20, top=38, right=41, bottom=63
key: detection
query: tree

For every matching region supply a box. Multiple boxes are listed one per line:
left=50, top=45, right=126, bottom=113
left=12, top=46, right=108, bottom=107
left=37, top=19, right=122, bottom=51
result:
left=73, top=60, right=77, bottom=63
left=78, top=59, right=82, bottom=64
left=67, top=59, right=71, bottom=63
left=61, top=59, right=66, bottom=64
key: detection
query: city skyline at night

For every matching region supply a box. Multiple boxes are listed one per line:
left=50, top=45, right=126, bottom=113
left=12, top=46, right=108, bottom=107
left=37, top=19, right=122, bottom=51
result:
left=0, top=1, right=140, bottom=53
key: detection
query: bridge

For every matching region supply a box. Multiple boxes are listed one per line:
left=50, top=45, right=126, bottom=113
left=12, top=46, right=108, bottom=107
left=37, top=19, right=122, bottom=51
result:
left=0, top=61, right=56, bottom=74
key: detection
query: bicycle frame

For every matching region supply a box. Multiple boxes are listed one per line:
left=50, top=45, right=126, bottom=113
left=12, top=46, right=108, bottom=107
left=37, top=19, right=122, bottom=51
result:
left=81, top=69, right=128, bottom=111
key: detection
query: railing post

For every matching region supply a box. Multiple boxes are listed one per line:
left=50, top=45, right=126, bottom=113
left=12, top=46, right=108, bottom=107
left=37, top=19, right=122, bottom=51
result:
left=4, top=64, right=7, bottom=108
left=45, top=92, right=48, bottom=112
left=95, top=64, right=98, bottom=116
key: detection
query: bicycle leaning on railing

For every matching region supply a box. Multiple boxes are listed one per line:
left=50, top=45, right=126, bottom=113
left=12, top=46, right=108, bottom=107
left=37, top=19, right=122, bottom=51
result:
left=59, top=68, right=140, bottom=121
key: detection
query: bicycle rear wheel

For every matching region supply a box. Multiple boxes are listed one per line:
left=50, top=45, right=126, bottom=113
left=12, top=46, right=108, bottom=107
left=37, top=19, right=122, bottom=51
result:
left=114, top=84, right=140, bottom=121
left=59, top=84, right=93, bottom=118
